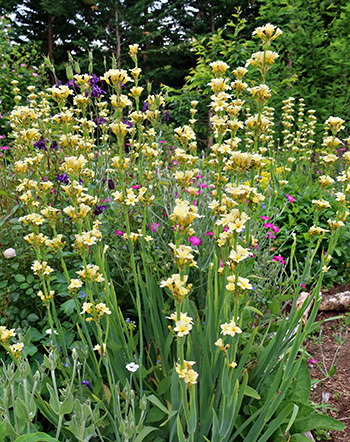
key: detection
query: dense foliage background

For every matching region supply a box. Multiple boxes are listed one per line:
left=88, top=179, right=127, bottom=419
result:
left=1, top=0, right=349, bottom=131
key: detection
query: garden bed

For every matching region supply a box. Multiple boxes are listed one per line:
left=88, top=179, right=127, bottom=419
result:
left=306, top=285, right=350, bottom=442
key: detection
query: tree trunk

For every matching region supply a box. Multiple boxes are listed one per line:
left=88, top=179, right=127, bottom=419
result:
left=115, top=8, right=121, bottom=69
left=47, top=14, right=55, bottom=84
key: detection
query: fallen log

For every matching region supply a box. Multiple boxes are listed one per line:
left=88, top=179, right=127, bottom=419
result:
left=319, top=291, right=350, bottom=312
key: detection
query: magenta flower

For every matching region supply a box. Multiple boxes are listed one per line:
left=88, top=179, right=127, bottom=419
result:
left=206, top=231, right=214, bottom=236
left=286, top=194, right=295, bottom=203
left=260, top=216, right=270, bottom=220
left=115, top=230, right=124, bottom=236
left=189, top=236, right=201, bottom=246
left=272, top=255, right=285, bottom=264
left=149, top=222, right=160, bottom=233
left=264, top=223, right=280, bottom=233
left=310, top=358, right=318, bottom=364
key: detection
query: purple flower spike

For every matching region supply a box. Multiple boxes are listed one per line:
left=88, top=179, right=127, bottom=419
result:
left=108, top=179, right=115, bottom=190
left=79, top=380, right=93, bottom=392
left=94, top=205, right=107, bottom=216
left=34, top=138, right=47, bottom=151
left=56, top=173, right=69, bottom=184
left=50, top=141, right=58, bottom=151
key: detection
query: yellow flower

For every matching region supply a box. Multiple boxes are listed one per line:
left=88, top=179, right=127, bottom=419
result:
left=175, top=360, right=198, bottom=385
left=68, top=279, right=83, bottom=292
left=253, top=24, right=282, bottom=43
left=209, top=61, right=230, bottom=76
left=81, top=302, right=93, bottom=315
left=0, top=326, right=16, bottom=342
left=160, top=274, right=192, bottom=301
left=128, top=44, right=139, bottom=58
left=95, top=303, right=112, bottom=316
left=220, top=318, right=242, bottom=337
left=173, top=320, right=192, bottom=338
left=9, top=342, right=24, bottom=357
left=215, top=338, right=224, bottom=348
left=169, top=243, right=197, bottom=267
left=228, top=245, right=253, bottom=263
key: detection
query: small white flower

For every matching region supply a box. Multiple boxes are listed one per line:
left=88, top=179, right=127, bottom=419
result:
left=3, top=248, right=16, bottom=259
left=126, top=362, right=139, bottom=373
left=45, top=328, right=58, bottom=335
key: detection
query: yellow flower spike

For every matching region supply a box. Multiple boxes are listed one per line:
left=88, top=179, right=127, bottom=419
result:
left=128, top=44, right=139, bottom=59
left=209, top=61, right=230, bottom=76
left=220, top=318, right=242, bottom=337
left=9, top=342, right=24, bottom=358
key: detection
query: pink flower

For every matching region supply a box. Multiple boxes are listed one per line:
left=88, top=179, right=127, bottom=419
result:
left=310, top=358, right=317, bottom=364
left=286, top=194, right=295, bottom=203
left=132, top=185, right=141, bottom=189
left=260, top=216, right=270, bottom=220
left=149, top=222, right=160, bottom=233
left=220, top=259, right=223, bottom=267
left=206, top=231, right=214, bottom=236
left=115, top=230, right=124, bottom=236
left=158, top=140, right=166, bottom=143
left=264, top=223, right=279, bottom=233
left=201, top=183, right=207, bottom=189
left=189, top=236, right=201, bottom=246
left=272, top=255, right=285, bottom=264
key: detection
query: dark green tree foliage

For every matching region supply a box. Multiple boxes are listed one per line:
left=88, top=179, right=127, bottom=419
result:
left=0, top=0, right=96, bottom=74
left=258, top=0, right=350, bottom=127
left=0, top=0, right=260, bottom=88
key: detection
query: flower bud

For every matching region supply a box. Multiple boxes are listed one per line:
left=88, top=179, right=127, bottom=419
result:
left=3, top=248, right=16, bottom=259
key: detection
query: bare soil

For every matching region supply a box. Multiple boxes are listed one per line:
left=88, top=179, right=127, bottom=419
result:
left=305, top=284, right=350, bottom=442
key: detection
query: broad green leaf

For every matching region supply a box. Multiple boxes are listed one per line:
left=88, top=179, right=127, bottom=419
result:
left=244, top=385, right=261, bottom=400
left=59, top=393, right=74, bottom=415
left=134, top=426, right=157, bottom=442
left=328, top=365, right=336, bottom=377
left=145, top=407, right=166, bottom=423
left=290, top=435, right=315, bottom=442
left=269, top=298, right=280, bottom=315
left=146, top=394, right=168, bottom=414
left=15, top=397, right=29, bottom=421
left=285, top=359, right=310, bottom=404
left=157, top=376, right=172, bottom=395
left=14, top=274, right=26, bottom=283
left=292, top=414, right=345, bottom=433
left=243, top=306, right=263, bottom=316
